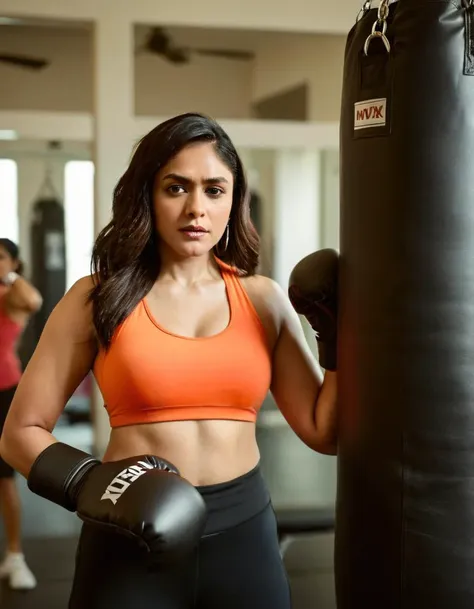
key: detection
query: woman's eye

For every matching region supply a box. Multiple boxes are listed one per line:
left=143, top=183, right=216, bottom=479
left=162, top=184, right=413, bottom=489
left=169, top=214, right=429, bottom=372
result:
left=207, top=187, right=223, bottom=197
left=167, top=185, right=223, bottom=197
left=168, top=185, right=185, bottom=195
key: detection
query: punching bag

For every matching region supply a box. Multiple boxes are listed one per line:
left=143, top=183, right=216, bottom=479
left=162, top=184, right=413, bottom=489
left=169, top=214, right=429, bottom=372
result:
left=249, top=190, right=263, bottom=235
left=337, top=1, right=474, bottom=608
left=30, top=197, right=66, bottom=342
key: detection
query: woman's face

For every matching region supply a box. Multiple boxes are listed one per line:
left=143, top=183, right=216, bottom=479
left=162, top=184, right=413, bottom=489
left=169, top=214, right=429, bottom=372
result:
left=153, top=142, right=234, bottom=260
left=0, top=246, right=16, bottom=279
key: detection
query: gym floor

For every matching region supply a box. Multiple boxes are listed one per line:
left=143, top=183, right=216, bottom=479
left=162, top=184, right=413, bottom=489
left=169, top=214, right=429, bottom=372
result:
left=0, top=418, right=337, bottom=609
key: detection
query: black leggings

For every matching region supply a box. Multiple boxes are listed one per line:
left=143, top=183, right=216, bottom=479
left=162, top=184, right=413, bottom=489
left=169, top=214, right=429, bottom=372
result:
left=69, top=465, right=292, bottom=609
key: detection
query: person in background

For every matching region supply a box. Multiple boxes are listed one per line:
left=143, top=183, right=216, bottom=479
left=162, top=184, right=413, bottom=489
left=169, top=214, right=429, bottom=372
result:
left=0, top=238, right=42, bottom=590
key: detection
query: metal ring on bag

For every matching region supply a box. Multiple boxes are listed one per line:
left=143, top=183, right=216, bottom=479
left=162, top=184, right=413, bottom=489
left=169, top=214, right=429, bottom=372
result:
left=364, top=30, right=391, bottom=55
left=364, top=0, right=391, bottom=56
left=377, top=1, right=390, bottom=22
left=356, top=0, right=372, bottom=22
left=372, top=18, right=388, bottom=37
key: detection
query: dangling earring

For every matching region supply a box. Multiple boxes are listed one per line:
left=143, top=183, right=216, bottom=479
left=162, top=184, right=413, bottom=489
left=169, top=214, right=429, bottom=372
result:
left=224, top=224, right=230, bottom=251
left=215, top=224, right=230, bottom=256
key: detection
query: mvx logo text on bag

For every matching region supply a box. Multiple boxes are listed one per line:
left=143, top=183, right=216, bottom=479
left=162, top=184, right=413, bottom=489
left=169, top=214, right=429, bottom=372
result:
left=354, top=98, right=387, bottom=130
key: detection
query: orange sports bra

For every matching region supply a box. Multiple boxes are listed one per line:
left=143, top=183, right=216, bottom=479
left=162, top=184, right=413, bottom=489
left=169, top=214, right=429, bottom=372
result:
left=93, top=261, right=273, bottom=428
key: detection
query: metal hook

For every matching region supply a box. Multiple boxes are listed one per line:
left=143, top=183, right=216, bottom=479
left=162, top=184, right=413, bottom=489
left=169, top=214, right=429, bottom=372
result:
left=356, top=0, right=372, bottom=23
left=364, top=0, right=392, bottom=56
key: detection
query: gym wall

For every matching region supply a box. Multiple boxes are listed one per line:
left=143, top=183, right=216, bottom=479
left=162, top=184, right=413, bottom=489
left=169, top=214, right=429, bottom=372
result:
left=0, top=25, right=253, bottom=119
left=320, top=150, right=340, bottom=250
left=251, top=33, right=346, bottom=122
left=0, top=24, right=346, bottom=124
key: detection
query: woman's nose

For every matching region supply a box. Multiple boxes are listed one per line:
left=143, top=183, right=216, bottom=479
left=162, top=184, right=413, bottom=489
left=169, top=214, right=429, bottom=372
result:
left=185, top=190, right=206, bottom=217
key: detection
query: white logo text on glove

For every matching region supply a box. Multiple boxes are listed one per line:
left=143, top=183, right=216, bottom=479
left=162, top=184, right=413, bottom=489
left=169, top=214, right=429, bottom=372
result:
left=100, top=461, right=154, bottom=505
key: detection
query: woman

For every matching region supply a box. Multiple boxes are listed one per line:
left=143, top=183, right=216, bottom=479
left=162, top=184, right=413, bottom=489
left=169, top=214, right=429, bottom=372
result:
left=0, top=113, right=337, bottom=608
left=0, top=238, right=41, bottom=590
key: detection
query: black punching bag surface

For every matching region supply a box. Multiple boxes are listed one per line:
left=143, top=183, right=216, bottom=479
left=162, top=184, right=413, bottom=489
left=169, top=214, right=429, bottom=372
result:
left=337, top=2, right=474, bottom=608
left=30, top=197, right=66, bottom=342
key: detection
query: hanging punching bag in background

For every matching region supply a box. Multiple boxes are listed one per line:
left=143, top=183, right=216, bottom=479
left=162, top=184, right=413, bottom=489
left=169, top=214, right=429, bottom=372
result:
left=249, top=190, right=263, bottom=236
left=336, top=1, right=474, bottom=608
left=30, top=197, right=66, bottom=343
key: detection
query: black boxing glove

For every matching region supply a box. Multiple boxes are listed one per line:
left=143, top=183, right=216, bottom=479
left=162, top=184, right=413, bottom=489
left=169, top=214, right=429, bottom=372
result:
left=288, top=248, right=339, bottom=371
left=27, top=442, right=207, bottom=562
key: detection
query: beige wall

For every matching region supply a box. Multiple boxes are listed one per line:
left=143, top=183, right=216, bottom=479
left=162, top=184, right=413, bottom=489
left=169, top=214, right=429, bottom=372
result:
left=320, top=149, right=340, bottom=249
left=0, top=25, right=253, bottom=118
left=1, top=24, right=347, bottom=123
left=134, top=53, right=253, bottom=118
left=0, top=27, right=92, bottom=113
left=0, top=0, right=362, bottom=36
left=252, top=34, right=346, bottom=122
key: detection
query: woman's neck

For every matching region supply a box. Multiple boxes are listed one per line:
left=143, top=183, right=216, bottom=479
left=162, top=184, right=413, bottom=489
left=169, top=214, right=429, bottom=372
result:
left=157, top=252, right=221, bottom=287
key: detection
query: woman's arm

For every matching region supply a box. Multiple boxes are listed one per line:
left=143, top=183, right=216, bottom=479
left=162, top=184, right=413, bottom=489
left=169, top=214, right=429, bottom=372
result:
left=0, top=276, right=97, bottom=477
left=269, top=281, right=338, bottom=455
left=3, top=273, right=43, bottom=313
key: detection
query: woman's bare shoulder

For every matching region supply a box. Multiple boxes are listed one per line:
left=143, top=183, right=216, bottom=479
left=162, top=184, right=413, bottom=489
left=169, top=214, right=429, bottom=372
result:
left=241, top=274, right=284, bottom=299
left=72, top=274, right=95, bottom=290
left=239, top=274, right=288, bottom=348
left=57, top=275, right=97, bottom=338
left=65, top=274, right=95, bottom=305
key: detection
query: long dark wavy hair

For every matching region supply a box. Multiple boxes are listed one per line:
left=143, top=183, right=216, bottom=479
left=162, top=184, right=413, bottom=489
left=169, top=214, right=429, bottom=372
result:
left=88, top=112, right=260, bottom=349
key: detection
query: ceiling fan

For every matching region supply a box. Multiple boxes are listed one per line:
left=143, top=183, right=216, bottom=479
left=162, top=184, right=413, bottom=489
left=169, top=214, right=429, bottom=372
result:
left=0, top=52, right=49, bottom=70
left=141, top=27, right=255, bottom=64
left=0, top=25, right=254, bottom=71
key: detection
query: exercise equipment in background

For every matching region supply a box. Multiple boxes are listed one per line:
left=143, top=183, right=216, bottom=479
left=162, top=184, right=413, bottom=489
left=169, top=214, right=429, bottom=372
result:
left=337, top=1, right=474, bottom=607
left=30, top=192, right=66, bottom=341
left=18, top=166, right=66, bottom=368
left=249, top=190, right=262, bottom=235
